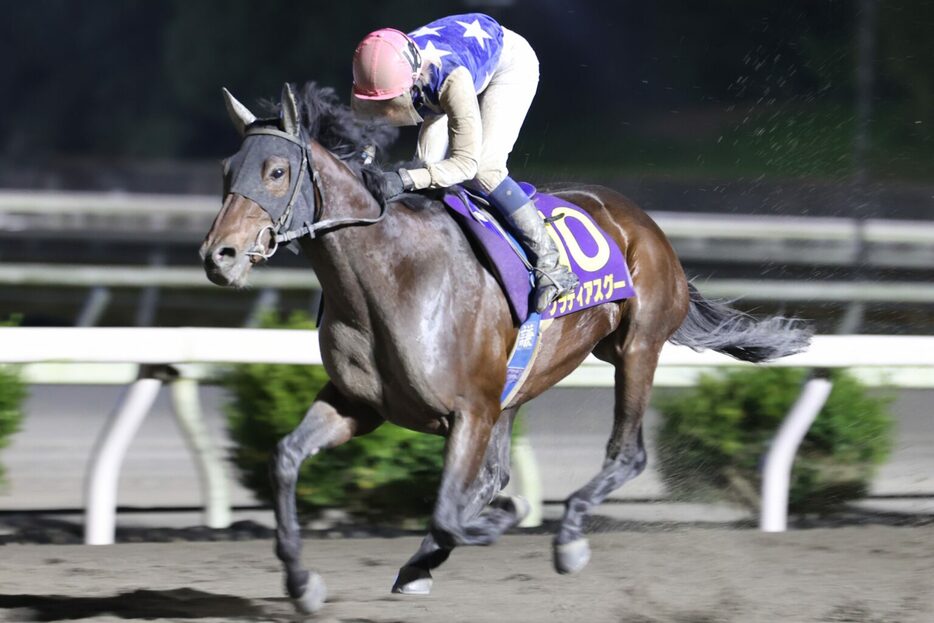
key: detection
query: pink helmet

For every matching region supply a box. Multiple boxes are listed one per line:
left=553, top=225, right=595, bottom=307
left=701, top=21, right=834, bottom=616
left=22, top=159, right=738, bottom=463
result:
left=352, top=28, right=422, bottom=100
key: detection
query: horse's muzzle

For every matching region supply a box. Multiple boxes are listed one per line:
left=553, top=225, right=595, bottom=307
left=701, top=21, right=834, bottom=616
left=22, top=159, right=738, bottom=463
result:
left=202, top=243, right=247, bottom=287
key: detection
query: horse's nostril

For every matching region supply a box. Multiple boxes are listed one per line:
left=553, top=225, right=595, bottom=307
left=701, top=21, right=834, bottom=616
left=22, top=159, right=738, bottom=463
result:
left=212, top=246, right=237, bottom=266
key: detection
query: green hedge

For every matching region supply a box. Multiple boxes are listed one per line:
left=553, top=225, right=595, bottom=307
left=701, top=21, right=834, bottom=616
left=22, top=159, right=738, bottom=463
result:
left=0, top=366, right=26, bottom=486
left=223, top=312, right=445, bottom=522
left=656, top=368, right=893, bottom=514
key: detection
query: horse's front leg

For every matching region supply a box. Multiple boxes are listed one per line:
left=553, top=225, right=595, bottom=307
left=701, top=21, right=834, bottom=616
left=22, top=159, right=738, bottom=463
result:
left=271, top=381, right=382, bottom=614
left=393, top=406, right=527, bottom=595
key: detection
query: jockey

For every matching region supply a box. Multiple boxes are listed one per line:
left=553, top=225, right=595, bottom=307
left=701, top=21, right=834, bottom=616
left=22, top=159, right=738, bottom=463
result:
left=350, top=13, right=579, bottom=313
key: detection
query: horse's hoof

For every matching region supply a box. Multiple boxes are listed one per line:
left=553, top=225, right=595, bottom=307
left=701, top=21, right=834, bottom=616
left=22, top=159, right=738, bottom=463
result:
left=391, top=565, right=433, bottom=595
left=292, top=572, right=327, bottom=614
left=553, top=538, right=591, bottom=575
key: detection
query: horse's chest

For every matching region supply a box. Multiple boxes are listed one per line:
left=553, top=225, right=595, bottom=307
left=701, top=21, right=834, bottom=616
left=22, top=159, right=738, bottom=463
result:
left=319, top=322, right=449, bottom=418
left=319, top=324, right=382, bottom=403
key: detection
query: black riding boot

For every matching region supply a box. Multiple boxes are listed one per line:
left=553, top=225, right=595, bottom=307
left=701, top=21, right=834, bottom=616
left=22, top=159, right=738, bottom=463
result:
left=489, top=178, right=579, bottom=312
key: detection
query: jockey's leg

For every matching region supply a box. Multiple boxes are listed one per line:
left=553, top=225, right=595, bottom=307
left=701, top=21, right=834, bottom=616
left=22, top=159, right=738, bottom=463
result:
left=473, top=29, right=578, bottom=312
left=488, top=178, right=579, bottom=312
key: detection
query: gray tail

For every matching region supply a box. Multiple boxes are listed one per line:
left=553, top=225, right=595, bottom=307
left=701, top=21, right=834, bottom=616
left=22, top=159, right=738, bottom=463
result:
left=668, top=283, right=812, bottom=363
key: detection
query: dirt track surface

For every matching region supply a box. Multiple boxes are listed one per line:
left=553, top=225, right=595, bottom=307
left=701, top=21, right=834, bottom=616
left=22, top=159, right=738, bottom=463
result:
left=1, top=528, right=932, bottom=623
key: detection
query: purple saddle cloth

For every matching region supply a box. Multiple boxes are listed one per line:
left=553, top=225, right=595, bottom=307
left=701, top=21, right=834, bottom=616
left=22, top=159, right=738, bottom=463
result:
left=443, top=183, right=635, bottom=323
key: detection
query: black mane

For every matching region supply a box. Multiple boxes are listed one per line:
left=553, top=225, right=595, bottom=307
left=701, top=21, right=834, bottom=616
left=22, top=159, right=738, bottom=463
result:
left=269, top=82, right=398, bottom=164
left=269, top=82, right=438, bottom=209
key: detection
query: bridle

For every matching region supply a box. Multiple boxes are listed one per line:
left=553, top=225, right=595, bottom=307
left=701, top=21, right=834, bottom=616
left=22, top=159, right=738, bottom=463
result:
left=243, top=126, right=388, bottom=260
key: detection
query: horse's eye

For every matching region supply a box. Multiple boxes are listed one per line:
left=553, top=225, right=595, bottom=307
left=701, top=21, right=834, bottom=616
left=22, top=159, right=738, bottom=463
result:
left=270, top=167, right=286, bottom=180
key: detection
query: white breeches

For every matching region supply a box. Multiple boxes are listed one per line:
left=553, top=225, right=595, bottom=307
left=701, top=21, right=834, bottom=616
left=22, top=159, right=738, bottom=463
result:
left=416, top=28, right=540, bottom=193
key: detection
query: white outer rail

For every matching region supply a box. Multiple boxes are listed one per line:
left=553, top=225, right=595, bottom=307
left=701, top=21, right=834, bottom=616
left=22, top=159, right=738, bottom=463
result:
left=3, top=328, right=933, bottom=368
left=3, top=189, right=933, bottom=244
left=0, top=264, right=321, bottom=290
left=2, top=328, right=933, bottom=542
left=3, top=264, right=934, bottom=307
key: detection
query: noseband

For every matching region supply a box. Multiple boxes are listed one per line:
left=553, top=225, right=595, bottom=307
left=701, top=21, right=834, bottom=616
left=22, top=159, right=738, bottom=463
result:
left=243, top=126, right=388, bottom=260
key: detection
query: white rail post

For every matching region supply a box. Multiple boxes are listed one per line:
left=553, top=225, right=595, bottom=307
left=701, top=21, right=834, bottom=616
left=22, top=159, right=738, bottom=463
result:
left=84, top=366, right=165, bottom=545
left=760, top=377, right=834, bottom=532
left=76, top=286, right=111, bottom=327
left=511, top=433, right=543, bottom=528
left=170, top=376, right=231, bottom=529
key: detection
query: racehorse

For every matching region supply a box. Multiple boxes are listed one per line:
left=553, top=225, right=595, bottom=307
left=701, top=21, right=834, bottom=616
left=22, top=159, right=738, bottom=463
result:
left=201, top=82, right=810, bottom=614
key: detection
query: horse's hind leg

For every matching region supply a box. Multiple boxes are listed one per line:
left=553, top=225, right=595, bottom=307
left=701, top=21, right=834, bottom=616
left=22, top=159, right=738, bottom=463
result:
left=271, top=382, right=382, bottom=614
left=552, top=335, right=663, bottom=575
left=393, top=407, right=526, bottom=595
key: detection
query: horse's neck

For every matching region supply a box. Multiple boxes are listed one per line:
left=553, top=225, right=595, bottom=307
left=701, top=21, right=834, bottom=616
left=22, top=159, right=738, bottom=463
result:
left=299, top=145, right=400, bottom=322
left=299, top=143, right=488, bottom=340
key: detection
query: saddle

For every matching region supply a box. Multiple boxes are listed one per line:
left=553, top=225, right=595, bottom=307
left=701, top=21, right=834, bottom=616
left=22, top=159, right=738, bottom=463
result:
left=443, top=183, right=636, bottom=406
left=443, top=183, right=635, bottom=324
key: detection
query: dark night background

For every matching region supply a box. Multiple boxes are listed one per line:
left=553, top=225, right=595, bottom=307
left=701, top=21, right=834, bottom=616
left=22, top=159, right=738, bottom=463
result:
left=0, top=0, right=931, bottom=330
left=2, top=0, right=931, bottom=203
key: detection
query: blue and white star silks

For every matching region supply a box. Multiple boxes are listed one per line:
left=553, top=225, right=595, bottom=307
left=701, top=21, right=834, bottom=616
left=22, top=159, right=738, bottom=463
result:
left=407, top=13, right=504, bottom=112
left=457, top=18, right=494, bottom=49
left=419, top=40, right=451, bottom=68
left=410, top=24, right=444, bottom=38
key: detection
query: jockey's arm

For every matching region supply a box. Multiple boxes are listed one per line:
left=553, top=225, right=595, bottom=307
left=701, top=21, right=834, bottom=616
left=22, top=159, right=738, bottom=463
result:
left=406, top=67, right=481, bottom=190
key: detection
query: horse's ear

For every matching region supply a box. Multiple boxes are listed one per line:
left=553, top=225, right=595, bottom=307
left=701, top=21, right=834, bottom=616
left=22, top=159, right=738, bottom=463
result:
left=222, top=87, right=256, bottom=136
left=281, top=83, right=301, bottom=137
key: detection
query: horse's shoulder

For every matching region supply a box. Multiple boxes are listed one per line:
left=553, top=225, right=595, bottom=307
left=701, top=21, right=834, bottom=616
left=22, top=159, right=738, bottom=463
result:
left=389, top=194, right=460, bottom=227
left=382, top=193, right=475, bottom=252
